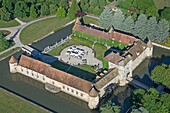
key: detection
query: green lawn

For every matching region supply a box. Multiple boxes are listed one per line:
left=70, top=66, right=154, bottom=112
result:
left=0, top=89, right=48, bottom=113
left=0, top=30, right=10, bottom=37
left=48, top=36, right=107, bottom=60
left=0, top=47, right=20, bottom=59
left=153, top=0, right=170, bottom=9
left=48, top=36, right=93, bottom=56
left=76, top=64, right=96, bottom=74
left=20, top=17, right=71, bottom=45
left=51, top=60, right=96, bottom=81
left=83, top=16, right=100, bottom=26
left=0, top=20, right=20, bottom=28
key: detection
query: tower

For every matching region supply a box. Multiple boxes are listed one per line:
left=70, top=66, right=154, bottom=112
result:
left=9, top=56, right=18, bottom=73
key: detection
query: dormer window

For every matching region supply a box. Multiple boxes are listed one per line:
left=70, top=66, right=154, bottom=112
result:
left=136, top=51, right=140, bottom=56
left=143, top=46, right=146, bottom=49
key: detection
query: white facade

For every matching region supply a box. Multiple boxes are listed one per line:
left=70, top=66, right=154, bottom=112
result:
left=9, top=62, right=99, bottom=109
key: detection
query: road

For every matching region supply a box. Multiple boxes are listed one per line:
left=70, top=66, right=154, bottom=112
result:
left=0, top=16, right=56, bottom=55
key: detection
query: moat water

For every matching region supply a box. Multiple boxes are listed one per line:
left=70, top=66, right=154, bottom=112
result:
left=1, top=24, right=170, bottom=113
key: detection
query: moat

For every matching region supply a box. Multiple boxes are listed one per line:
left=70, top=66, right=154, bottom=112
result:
left=1, top=24, right=170, bottom=113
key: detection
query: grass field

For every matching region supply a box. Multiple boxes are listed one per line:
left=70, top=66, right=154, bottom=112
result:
left=83, top=16, right=100, bottom=26
left=0, top=89, right=47, bottom=113
left=20, top=17, right=71, bottom=45
left=0, top=30, right=10, bottom=36
left=76, top=64, right=96, bottom=74
left=48, top=36, right=107, bottom=60
left=153, top=0, right=170, bottom=9
left=0, top=47, right=20, bottom=59
left=0, top=20, right=20, bottom=28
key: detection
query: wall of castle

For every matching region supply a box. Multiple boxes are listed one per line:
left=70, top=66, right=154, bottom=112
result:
left=131, top=47, right=152, bottom=71
left=9, top=64, right=99, bottom=109
left=108, top=62, right=117, bottom=69
left=98, top=76, right=119, bottom=98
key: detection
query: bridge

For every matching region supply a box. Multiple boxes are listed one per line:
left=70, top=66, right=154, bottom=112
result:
left=127, top=78, right=150, bottom=90
left=21, top=45, right=42, bottom=57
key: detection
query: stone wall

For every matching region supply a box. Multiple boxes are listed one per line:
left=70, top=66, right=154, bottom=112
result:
left=9, top=63, right=99, bottom=109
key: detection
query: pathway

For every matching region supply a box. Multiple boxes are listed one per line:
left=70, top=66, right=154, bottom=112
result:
left=152, top=42, right=170, bottom=50
left=0, top=16, right=56, bottom=55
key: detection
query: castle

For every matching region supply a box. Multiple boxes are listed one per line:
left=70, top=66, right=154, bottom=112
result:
left=9, top=19, right=153, bottom=109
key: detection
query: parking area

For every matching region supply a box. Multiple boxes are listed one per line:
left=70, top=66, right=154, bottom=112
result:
left=58, top=45, right=102, bottom=68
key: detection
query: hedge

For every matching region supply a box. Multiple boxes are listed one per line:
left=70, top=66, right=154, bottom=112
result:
left=72, top=30, right=127, bottom=49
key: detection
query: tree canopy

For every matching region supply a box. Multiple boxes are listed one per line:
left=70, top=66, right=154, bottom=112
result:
left=100, top=101, right=120, bottom=113
left=131, top=88, right=170, bottom=113
left=68, top=0, right=80, bottom=19
left=151, top=64, right=170, bottom=88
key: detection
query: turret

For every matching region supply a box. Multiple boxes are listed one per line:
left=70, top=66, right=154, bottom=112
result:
left=88, top=86, right=99, bottom=109
left=146, top=40, right=153, bottom=57
left=9, top=56, right=18, bottom=73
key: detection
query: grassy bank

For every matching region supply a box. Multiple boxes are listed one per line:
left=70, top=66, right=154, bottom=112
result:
left=48, top=36, right=107, bottom=60
left=83, top=16, right=99, bottom=26
left=0, top=89, right=47, bottom=113
left=0, top=20, right=20, bottom=28
left=76, top=64, right=96, bottom=74
left=0, top=30, right=10, bottom=37
left=153, top=0, right=170, bottom=9
left=20, top=17, right=71, bottom=45
left=0, top=47, right=20, bottom=59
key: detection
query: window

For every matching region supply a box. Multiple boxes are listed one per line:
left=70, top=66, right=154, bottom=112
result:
left=43, top=77, right=45, bottom=80
left=52, top=81, right=55, bottom=84
left=37, top=75, right=39, bottom=78
left=63, top=86, right=65, bottom=89
left=21, top=69, right=23, bottom=72
left=67, top=88, right=69, bottom=91
left=81, top=93, right=83, bottom=97
left=76, top=91, right=78, bottom=95
left=32, top=73, right=34, bottom=76
left=27, top=71, right=29, bottom=74
left=71, top=89, right=74, bottom=93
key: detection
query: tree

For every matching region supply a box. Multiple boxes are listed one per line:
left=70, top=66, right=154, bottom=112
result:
left=146, top=16, right=157, bottom=41
left=29, top=5, right=38, bottom=18
left=99, top=7, right=113, bottom=29
left=132, top=14, right=148, bottom=40
left=100, top=101, right=120, bottom=113
left=131, top=88, right=170, bottom=113
left=98, top=0, right=106, bottom=8
left=2, top=0, right=13, bottom=13
left=49, top=4, right=58, bottom=15
left=68, top=0, right=80, bottom=19
left=0, top=33, right=10, bottom=52
left=93, top=6, right=102, bottom=15
left=151, top=64, right=170, bottom=88
left=131, top=106, right=149, bottom=113
left=56, top=6, right=66, bottom=18
left=155, top=19, right=169, bottom=43
left=40, top=4, right=49, bottom=16
left=89, top=0, right=98, bottom=7
left=14, top=1, right=28, bottom=18
left=59, top=0, right=68, bottom=10
left=0, top=8, right=11, bottom=21
left=112, top=9, right=125, bottom=30
left=122, top=16, right=134, bottom=33
left=161, top=7, right=170, bottom=25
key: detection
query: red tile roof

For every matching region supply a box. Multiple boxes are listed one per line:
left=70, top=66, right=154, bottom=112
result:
left=73, top=20, right=139, bottom=45
left=18, top=55, right=92, bottom=93
left=104, top=52, right=123, bottom=65
left=9, top=56, right=18, bottom=64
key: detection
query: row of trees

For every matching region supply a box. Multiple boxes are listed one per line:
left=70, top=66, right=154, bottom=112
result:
left=131, top=88, right=170, bottom=113
left=99, top=8, right=169, bottom=43
left=80, top=0, right=107, bottom=16
left=151, top=64, right=170, bottom=88
left=0, top=0, right=73, bottom=21
left=0, top=32, right=11, bottom=52
left=116, top=0, right=158, bottom=18
left=116, top=0, right=170, bottom=28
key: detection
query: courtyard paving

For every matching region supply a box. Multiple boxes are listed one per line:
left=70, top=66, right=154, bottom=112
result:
left=58, top=45, right=102, bottom=68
